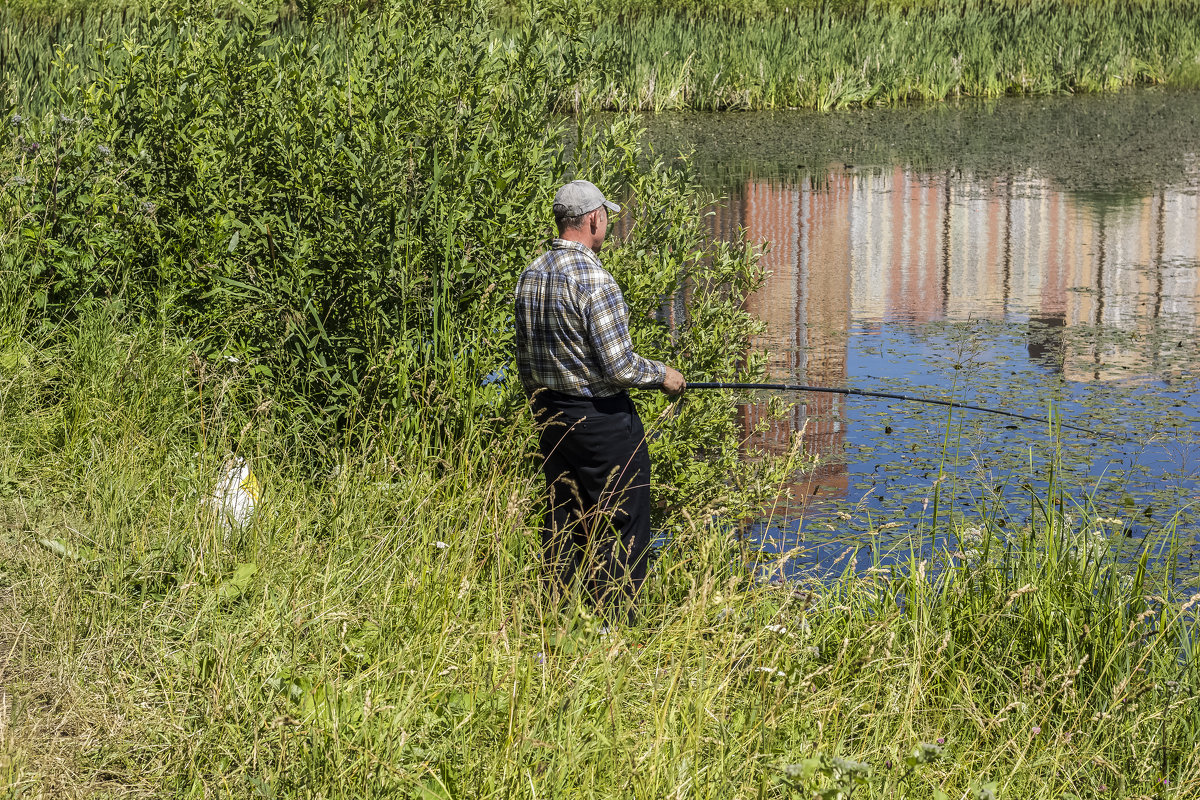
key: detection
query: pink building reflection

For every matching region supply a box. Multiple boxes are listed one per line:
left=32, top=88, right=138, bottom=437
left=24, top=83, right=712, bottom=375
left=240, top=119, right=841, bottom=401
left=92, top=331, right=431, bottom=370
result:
left=708, top=167, right=1200, bottom=505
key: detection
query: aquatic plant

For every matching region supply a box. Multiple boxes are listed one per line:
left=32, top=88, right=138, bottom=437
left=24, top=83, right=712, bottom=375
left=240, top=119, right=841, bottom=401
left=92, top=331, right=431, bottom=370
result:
left=6, top=0, right=1200, bottom=115
left=578, top=0, right=1200, bottom=110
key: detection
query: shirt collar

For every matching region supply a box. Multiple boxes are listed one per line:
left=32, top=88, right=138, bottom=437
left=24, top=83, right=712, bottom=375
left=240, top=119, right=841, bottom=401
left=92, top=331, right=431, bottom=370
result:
left=549, top=238, right=601, bottom=261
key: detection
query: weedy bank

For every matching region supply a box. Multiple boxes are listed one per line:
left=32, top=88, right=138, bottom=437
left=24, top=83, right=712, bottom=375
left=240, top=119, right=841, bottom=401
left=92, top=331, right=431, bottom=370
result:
left=3, top=2, right=1200, bottom=798
left=6, top=0, right=1200, bottom=114
left=2, top=306, right=1199, bottom=798
left=581, top=0, right=1200, bottom=110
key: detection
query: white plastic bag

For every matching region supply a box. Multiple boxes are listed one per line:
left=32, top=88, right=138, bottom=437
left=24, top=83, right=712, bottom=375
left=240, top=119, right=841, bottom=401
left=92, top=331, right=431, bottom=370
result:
left=209, top=456, right=261, bottom=532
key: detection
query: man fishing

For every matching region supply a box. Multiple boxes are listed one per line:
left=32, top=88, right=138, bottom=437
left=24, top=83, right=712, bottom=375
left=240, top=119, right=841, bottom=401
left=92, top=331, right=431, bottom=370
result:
left=515, top=179, right=687, bottom=625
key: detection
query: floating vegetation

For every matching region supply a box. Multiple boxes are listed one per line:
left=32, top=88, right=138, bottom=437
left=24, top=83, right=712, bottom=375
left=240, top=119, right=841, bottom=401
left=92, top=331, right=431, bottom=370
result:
left=638, top=90, right=1200, bottom=193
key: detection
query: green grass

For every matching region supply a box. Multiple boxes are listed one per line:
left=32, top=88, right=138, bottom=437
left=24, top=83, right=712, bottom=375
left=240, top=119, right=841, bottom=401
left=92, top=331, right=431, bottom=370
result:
left=2, top=2, right=1200, bottom=797
left=2, top=301, right=1199, bottom=799
left=5, top=0, right=1200, bottom=114
left=578, top=0, right=1200, bottom=111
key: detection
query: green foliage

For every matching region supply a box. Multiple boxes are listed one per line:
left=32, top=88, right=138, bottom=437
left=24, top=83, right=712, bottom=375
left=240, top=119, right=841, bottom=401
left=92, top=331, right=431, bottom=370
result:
left=576, top=0, right=1200, bottom=110
left=2, top=0, right=778, bottom=488
left=7, top=1, right=1200, bottom=118
left=7, top=2, right=570, bottom=450
left=778, top=752, right=871, bottom=799
left=2, top=309, right=1198, bottom=797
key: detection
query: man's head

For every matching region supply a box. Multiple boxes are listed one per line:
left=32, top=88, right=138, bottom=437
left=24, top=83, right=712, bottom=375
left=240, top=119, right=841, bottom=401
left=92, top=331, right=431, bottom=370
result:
left=553, top=180, right=620, bottom=254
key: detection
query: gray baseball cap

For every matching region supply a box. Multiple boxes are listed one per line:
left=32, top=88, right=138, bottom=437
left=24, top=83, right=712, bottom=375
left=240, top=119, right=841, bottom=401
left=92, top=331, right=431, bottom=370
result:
left=553, top=179, right=621, bottom=217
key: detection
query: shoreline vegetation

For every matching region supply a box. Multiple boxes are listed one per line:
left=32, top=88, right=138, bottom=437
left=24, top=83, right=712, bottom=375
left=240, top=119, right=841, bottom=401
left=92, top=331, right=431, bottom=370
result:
left=2, top=310, right=1198, bottom=797
left=2, top=0, right=1199, bottom=797
left=4, top=0, right=1200, bottom=112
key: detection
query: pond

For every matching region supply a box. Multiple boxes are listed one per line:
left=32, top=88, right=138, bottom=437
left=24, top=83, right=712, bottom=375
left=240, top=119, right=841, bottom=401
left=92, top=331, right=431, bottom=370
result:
left=643, top=89, right=1200, bottom=582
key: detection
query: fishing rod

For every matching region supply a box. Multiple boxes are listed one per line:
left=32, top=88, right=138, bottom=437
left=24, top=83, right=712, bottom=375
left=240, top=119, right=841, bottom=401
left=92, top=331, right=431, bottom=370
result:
left=687, top=381, right=1116, bottom=439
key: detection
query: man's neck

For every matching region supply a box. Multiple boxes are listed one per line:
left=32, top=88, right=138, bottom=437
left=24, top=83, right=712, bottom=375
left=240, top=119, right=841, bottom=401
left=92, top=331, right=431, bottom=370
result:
left=558, top=231, right=600, bottom=255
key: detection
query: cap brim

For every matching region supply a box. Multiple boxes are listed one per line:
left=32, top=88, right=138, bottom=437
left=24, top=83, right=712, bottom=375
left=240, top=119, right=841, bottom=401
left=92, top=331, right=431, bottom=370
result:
left=603, top=200, right=621, bottom=213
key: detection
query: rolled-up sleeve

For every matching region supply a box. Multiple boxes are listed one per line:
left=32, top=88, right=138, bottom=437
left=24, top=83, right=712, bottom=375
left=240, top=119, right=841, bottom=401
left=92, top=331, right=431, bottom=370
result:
left=586, top=279, right=666, bottom=389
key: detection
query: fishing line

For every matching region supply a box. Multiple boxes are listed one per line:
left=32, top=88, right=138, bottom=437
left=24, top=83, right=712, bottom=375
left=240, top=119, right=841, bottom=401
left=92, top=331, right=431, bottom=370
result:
left=686, top=381, right=1121, bottom=440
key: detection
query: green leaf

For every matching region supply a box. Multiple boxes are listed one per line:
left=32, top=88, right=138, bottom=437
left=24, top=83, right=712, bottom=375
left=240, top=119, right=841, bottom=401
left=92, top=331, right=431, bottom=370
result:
left=415, top=778, right=452, bottom=800
left=249, top=776, right=276, bottom=800
left=38, top=538, right=80, bottom=561
left=214, top=562, right=258, bottom=605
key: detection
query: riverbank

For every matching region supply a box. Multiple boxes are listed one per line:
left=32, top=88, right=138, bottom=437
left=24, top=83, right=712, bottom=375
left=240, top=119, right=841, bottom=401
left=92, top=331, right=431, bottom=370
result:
left=3, top=4, right=1200, bottom=797
left=2, top=309, right=1198, bottom=798
left=5, top=0, right=1200, bottom=112
left=583, top=0, right=1200, bottom=111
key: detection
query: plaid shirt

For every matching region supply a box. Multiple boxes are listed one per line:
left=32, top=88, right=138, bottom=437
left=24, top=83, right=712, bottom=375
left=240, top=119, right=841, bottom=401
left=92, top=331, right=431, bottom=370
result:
left=515, top=239, right=666, bottom=398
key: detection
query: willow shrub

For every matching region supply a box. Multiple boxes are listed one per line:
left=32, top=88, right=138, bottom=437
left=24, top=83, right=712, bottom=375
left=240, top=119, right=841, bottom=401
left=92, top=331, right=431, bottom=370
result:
left=0, top=0, right=788, bottom=517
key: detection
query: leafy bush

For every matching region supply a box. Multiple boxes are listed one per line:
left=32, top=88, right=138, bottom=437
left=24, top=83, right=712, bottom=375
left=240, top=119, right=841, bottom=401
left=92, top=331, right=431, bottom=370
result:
left=8, top=2, right=569, bottom=446
left=1, top=0, right=789, bottom=520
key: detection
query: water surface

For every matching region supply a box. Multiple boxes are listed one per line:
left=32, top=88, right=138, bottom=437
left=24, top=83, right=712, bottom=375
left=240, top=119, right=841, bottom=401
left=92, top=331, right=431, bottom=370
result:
left=644, top=90, right=1200, bottom=580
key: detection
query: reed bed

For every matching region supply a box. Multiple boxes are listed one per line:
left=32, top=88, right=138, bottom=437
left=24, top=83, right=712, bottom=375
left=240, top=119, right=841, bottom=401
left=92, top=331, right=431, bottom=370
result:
left=582, top=0, right=1200, bottom=110
left=5, top=0, right=1200, bottom=114
left=2, top=304, right=1199, bottom=798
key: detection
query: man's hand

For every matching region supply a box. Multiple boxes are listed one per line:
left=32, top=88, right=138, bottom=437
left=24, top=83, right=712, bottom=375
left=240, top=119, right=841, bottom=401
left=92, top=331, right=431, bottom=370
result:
left=662, top=366, right=686, bottom=397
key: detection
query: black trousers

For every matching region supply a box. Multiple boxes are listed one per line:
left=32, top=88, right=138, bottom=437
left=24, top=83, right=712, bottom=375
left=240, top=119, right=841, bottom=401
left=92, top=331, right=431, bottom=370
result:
left=531, top=389, right=653, bottom=619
